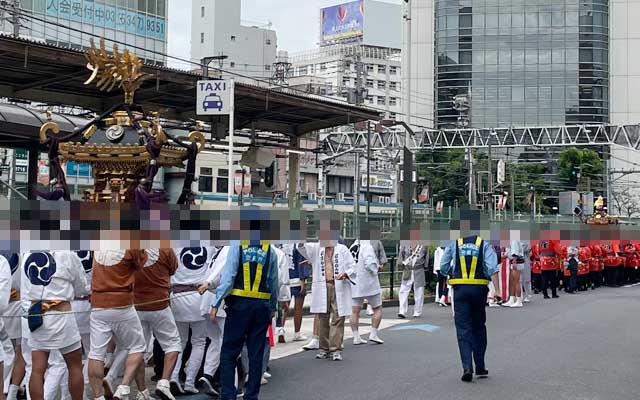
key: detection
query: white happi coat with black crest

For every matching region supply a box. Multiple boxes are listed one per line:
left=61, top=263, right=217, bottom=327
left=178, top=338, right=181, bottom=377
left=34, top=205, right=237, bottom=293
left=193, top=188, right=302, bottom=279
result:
left=171, top=247, right=215, bottom=322
left=298, top=243, right=356, bottom=317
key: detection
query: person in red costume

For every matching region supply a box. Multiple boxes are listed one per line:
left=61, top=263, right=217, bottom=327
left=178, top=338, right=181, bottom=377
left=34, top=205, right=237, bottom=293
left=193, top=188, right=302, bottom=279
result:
left=530, top=243, right=542, bottom=294
left=539, top=238, right=562, bottom=299
left=589, top=243, right=604, bottom=289
left=622, top=242, right=639, bottom=285
left=602, top=242, right=621, bottom=287
left=578, top=246, right=591, bottom=291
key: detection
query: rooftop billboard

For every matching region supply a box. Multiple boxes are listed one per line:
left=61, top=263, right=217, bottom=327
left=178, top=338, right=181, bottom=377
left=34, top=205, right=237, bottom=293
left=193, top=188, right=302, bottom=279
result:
left=321, top=1, right=365, bottom=44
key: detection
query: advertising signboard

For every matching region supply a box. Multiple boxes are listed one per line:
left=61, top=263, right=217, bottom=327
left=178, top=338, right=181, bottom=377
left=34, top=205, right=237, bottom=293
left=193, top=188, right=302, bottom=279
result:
left=321, top=1, right=364, bottom=44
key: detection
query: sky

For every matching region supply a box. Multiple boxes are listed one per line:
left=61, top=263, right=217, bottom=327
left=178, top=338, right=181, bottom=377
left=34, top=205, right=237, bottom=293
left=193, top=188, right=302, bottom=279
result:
left=167, top=0, right=400, bottom=69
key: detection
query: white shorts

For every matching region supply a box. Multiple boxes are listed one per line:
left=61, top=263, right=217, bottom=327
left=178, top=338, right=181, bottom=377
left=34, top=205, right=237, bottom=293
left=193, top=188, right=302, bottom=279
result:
left=30, top=312, right=81, bottom=353
left=137, top=307, right=182, bottom=354
left=72, top=300, right=91, bottom=335
left=352, top=294, right=382, bottom=309
left=88, top=307, right=146, bottom=361
left=3, top=302, right=23, bottom=340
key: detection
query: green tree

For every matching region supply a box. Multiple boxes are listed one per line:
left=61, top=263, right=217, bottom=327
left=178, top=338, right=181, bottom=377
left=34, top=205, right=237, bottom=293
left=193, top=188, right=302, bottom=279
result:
left=558, top=147, right=604, bottom=192
left=416, top=149, right=468, bottom=206
left=504, top=163, right=552, bottom=214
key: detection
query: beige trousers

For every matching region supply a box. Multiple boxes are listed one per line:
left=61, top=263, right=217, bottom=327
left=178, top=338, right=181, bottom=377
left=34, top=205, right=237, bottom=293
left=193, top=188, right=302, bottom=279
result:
left=318, top=281, right=345, bottom=352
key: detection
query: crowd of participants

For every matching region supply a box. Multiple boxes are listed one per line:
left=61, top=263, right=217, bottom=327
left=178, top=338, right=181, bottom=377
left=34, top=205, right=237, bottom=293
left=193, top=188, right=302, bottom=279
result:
left=0, top=236, right=636, bottom=400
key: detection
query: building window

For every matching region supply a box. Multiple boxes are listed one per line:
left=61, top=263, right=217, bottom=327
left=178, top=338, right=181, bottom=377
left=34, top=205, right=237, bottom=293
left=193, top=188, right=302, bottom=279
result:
left=390, top=82, right=397, bottom=91
left=378, top=80, right=386, bottom=89
left=198, top=167, right=213, bottom=193
left=390, top=66, right=398, bottom=75
left=367, top=96, right=374, bottom=104
left=201, top=6, right=205, bottom=17
left=378, top=64, right=386, bottom=74
left=366, top=79, right=374, bottom=88
left=265, top=65, right=271, bottom=71
left=230, top=36, right=236, bottom=42
left=366, top=64, right=374, bottom=73
left=389, top=97, right=397, bottom=106
left=377, top=96, right=386, bottom=105
left=230, top=62, right=235, bottom=68
left=320, top=63, right=327, bottom=71
left=342, top=77, right=351, bottom=86
left=200, top=33, right=204, bottom=43
left=216, top=169, right=229, bottom=193
left=266, top=38, right=271, bottom=45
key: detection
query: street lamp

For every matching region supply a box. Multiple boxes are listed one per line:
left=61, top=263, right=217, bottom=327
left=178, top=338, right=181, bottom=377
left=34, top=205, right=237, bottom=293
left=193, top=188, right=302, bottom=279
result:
left=378, top=119, right=415, bottom=228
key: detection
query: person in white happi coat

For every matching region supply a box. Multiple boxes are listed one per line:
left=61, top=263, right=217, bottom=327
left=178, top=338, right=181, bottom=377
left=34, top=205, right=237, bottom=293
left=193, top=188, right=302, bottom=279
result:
left=70, top=251, right=92, bottom=399
left=22, top=251, right=88, bottom=400
left=433, top=246, right=451, bottom=307
left=197, top=246, right=227, bottom=396
left=398, top=243, right=428, bottom=318
left=0, top=253, right=13, bottom=400
left=1, top=253, right=25, bottom=400
left=272, top=244, right=291, bottom=343
left=350, top=241, right=384, bottom=345
left=170, top=247, right=215, bottom=395
left=297, top=242, right=356, bottom=361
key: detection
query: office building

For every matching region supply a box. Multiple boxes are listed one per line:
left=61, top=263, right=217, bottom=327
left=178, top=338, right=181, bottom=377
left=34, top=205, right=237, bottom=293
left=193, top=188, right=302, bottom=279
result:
left=190, top=0, right=277, bottom=81
left=0, top=0, right=168, bottom=65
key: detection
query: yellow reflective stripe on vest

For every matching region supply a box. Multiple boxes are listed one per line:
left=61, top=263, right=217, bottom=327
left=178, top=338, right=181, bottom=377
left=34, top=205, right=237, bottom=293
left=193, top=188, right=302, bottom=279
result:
left=453, top=236, right=488, bottom=286
left=468, top=236, right=483, bottom=281
left=449, top=278, right=490, bottom=285
left=230, top=242, right=272, bottom=300
left=251, top=244, right=270, bottom=293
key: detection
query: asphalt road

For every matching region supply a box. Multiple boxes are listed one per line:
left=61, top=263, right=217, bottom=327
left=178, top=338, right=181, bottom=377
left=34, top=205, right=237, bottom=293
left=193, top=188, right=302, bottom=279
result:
left=256, top=285, right=640, bottom=400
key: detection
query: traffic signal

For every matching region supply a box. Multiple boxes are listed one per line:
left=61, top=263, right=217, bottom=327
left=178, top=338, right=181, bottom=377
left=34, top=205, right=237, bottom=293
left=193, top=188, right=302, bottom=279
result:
left=264, top=161, right=276, bottom=190
left=570, top=166, right=580, bottom=185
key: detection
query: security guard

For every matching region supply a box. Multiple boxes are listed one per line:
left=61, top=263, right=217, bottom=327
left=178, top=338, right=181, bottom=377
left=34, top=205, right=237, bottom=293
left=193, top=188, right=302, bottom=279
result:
left=440, top=233, right=499, bottom=382
left=209, top=242, right=279, bottom=400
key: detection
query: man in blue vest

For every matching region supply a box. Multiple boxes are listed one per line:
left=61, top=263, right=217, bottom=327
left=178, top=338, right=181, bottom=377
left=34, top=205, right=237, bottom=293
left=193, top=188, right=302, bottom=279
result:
left=440, top=213, right=499, bottom=383
left=208, top=242, right=279, bottom=400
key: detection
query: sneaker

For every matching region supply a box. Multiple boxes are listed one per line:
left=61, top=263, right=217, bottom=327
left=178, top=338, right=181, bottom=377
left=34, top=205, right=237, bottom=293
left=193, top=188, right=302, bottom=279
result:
left=523, top=296, right=532, bottom=303
left=263, top=372, right=272, bottom=379
left=197, top=375, right=218, bottom=396
left=369, top=335, right=384, bottom=344
left=169, top=381, right=185, bottom=396
left=293, top=332, right=308, bottom=342
left=476, top=368, right=489, bottom=378
left=276, top=327, right=286, bottom=343
left=135, top=390, right=151, bottom=400
left=353, top=336, right=368, bottom=345
left=412, top=313, right=422, bottom=318
left=488, top=301, right=501, bottom=308
left=366, top=309, right=374, bottom=316
left=155, top=380, right=176, bottom=400
left=501, top=297, right=515, bottom=307
left=303, top=338, right=319, bottom=350
left=103, top=378, right=115, bottom=400
left=552, top=295, right=559, bottom=298
left=260, top=377, right=268, bottom=385
left=397, top=313, right=406, bottom=319
left=183, top=385, right=199, bottom=395
left=236, top=389, right=244, bottom=398
left=508, top=301, right=523, bottom=308
left=315, top=351, right=329, bottom=359
left=332, top=351, right=343, bottom=361
left=112, top=385, right=131, bottom=400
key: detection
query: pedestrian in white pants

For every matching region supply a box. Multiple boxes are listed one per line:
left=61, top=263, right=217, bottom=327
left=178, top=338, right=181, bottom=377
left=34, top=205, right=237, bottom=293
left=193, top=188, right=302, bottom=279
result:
left=170, top=247, right=215, bottom=395
left=397, top=244, right=428, bottom=318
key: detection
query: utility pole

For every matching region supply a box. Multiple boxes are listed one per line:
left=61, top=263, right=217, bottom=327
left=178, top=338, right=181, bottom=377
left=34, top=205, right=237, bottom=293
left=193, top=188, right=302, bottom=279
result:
left=511, top=174, right=515, bottom=220
left=366, top=121, right=371, bottom=221
left=354, top=151, right=361, bottom=238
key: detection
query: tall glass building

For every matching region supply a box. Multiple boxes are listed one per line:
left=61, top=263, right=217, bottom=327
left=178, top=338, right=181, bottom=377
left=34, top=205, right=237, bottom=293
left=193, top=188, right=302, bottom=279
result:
left=435, top=0, right=609, bottom=128
left=0, top=0, right=167, bottom=65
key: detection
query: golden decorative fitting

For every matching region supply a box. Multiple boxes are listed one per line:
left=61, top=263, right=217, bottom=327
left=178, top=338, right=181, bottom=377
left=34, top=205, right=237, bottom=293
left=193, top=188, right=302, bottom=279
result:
left=84, top=38, right=151, bottom=104
left=188, top=131, right=206, bottom=153
left=82, top=125, right=98, bottom=141
left=39, top=121, right=60, bottom=144
left=113, top=111, right=132, bottom=126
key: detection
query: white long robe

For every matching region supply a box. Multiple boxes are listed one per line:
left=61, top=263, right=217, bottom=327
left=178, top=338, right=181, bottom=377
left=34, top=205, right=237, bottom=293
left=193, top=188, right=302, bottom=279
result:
left=297, top=243, right=356, bottom=317
left=351, top=241, right=381, bottom=298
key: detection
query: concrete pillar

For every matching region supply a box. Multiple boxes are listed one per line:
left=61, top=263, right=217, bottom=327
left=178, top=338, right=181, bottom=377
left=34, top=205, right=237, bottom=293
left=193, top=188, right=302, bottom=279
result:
left=288, top=136, right=300, bottom=209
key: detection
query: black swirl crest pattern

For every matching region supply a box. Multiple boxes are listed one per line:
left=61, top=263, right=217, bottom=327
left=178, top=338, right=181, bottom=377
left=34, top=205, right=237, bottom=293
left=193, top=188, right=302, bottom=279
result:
left=24, top=253, right=57, bottom=286
left=180, top=247, right=208, bottom=270
left=76, top=251, right=93, bottom=273
left=1, top=253, right=19, bottom=274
